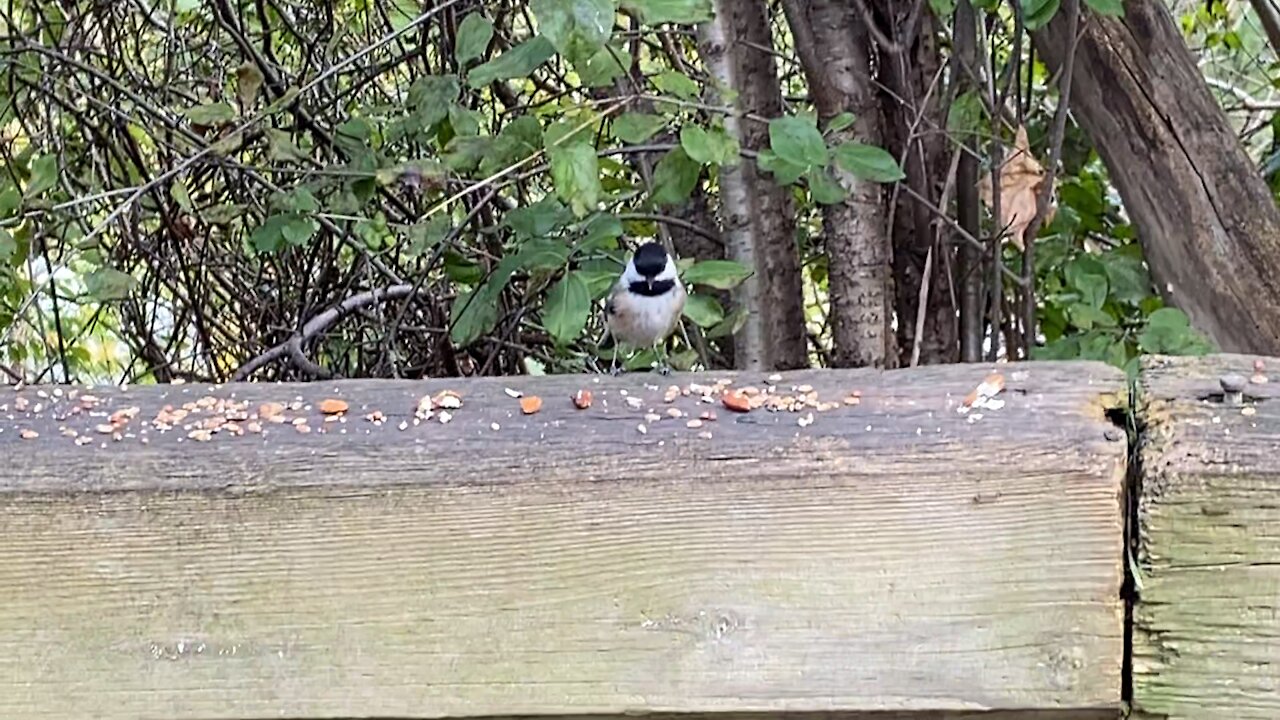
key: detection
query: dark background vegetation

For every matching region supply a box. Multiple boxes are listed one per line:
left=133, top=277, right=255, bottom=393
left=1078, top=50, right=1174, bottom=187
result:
left=1, top=0, right=1275, bottom=385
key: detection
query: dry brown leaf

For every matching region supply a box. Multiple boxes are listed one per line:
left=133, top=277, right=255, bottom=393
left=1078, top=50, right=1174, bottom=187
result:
left=572, top=389, right=593, bottom=409
left=520, top=396, right=543, bottom=415
left=977, top=125, right=1056, bottom=250
left=319, top=398, right=349, bottom=415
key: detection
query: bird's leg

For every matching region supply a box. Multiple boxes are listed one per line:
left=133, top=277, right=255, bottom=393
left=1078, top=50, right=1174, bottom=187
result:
left=654, top=340, right=671, bottom=376
left=609, top=343, right=623, bottom=376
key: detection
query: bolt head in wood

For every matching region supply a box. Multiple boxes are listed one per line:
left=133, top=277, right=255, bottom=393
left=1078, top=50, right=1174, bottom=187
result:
left=1219, top=373, right=1247, bottom=395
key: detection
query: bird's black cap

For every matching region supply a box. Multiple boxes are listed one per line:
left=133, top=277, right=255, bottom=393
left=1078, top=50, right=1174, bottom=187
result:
left=632, top=242, right=668, bottom=278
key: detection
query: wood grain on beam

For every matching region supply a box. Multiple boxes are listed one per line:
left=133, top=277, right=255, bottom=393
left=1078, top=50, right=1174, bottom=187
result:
left=0, top=362, right=1127, bottom=719
left=1133, top=354, right=1280, bottom=719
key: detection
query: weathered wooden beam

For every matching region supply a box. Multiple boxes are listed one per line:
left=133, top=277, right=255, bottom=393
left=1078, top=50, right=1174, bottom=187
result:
left=0, top=362, right=1127, bottom=719
left=1133, top=354, right=1280, bottom=719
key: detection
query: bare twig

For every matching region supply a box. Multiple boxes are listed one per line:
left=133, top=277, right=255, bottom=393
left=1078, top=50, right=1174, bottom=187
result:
left=233, top=284, right=421, bottom=380
left=1022, top=0, right=1081, bottom=353
left=912, top=148, right=964, bottom=367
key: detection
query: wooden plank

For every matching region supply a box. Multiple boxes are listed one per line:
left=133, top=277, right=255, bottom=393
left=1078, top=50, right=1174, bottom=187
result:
left=0, top=362, right=1127, bottom=719
left=1133, top=353, right=1280, bottom=719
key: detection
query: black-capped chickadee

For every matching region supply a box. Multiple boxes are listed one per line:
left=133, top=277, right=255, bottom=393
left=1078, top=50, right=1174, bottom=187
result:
left=602, top=241, right=687, bottom=375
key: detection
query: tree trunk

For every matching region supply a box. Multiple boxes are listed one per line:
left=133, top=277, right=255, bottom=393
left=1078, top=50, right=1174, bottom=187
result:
left=1035, top=1, right=1280, bottom=354
left=872, top=1, right=958, bottom=366
left=698, top=0, right=809, bottom=371
left=782, top=0, right=895, bottom=368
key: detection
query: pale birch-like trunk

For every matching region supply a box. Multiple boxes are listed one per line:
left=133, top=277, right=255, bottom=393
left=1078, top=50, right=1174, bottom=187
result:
left=698, top=0, right=808, bottom=371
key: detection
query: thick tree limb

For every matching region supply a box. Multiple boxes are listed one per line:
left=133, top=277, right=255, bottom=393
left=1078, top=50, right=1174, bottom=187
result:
left=782, top=0, right=894, bottom=368
left=698, top=0, right=809, bottom=371
left=1035, top=1, right=1280, bottom=354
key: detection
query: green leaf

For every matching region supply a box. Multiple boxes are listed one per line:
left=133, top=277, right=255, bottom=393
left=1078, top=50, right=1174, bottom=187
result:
left=1022, top=0, right=1061, bottom=29
left=651, top=71, right=700, bottom=100
left=386, top=0, right=421, bottom=30
left=620, top=0, right=712, bottom=23
left=682, top=293, right=725, bottom=327
left=1103, top=250, right=1151, bottom=305
left=334, top=118, right=373, bottom=157
left=579, top=214, right=624, bottom=248
left=505, top=198, right=573, bottom=237
left=449, top=104, right=481, bottom=136
left=1139, top=307, right=1212, bottom=355
left=249, top=214, right=290, bottom=253
left=825, top=112, right=856, bottom=135
left=0, top=229, right=15, bottom=262
left=518, top=238, right=574, bottom=270
left=277, top=186, right=319, bottom=214
left=1065, top=256, right=1109, bottom=308
left=576, top=44, right=631, bottom=87
left=706, top=306, right=749, bottom=339
left=408, top=75, right=461, bottom=128
left=756, top=149, right=806, bottom=185
left=266, top=128, right=308, bottom=162
left=680, top=125, right=740, bottom=166
left=613, top=112, right=667, bottom=143
left=481, top=115, right=543, bottom=175
left=450, top=256, right=523, bottom=346
left=25, top=155, right=58, bottom=198
left=1067, top=302, right=1116, bottom=330
left=682, top=259, right=752, bottom=289
left=580, top=267, right=622, bottom=298
left=450, top=288, right=499, bottom=347
left=406, top=216, right=451, bottom=258
left=281, top=216, right=317, bottom=246
left=769, top=116, right=829, bottom=169
left=650, top=147, right=701, bottom=206
left=549, top=142, right=603, bottom=217
left=263, top=87, right=300, bottom=115
left=947, top=90, right=985, bottom=136
left=170, top=179, right=194, bottom=212
left=1078, top=330, right=1124, bottom=364
left=543, top=271, right=592, bottom=343
left=1083, top=0, right=1124, bottom=16
left=0, top=187, right=21, bottom=218
left=467, top=36, right=557, bottom=88
left=202, top=203, right=244, bottom=225
left=834, top=142, right=906, bottom=182
left=1033, top=335, right=1081, bottom=361
left=533, top=0, right=615, bottom=54
left=806, top=167, right=848, bottom=204
left=183, top=102, right=235, bottom=125
left=443, top=135, right=492, bottom=173
left=248, top=212, right=316, bottom=252
left=455, top=13, right=495, bottom=64
left=929, top=0, right=956, bottom=16
left=85, top=266, right=137, bottom=301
